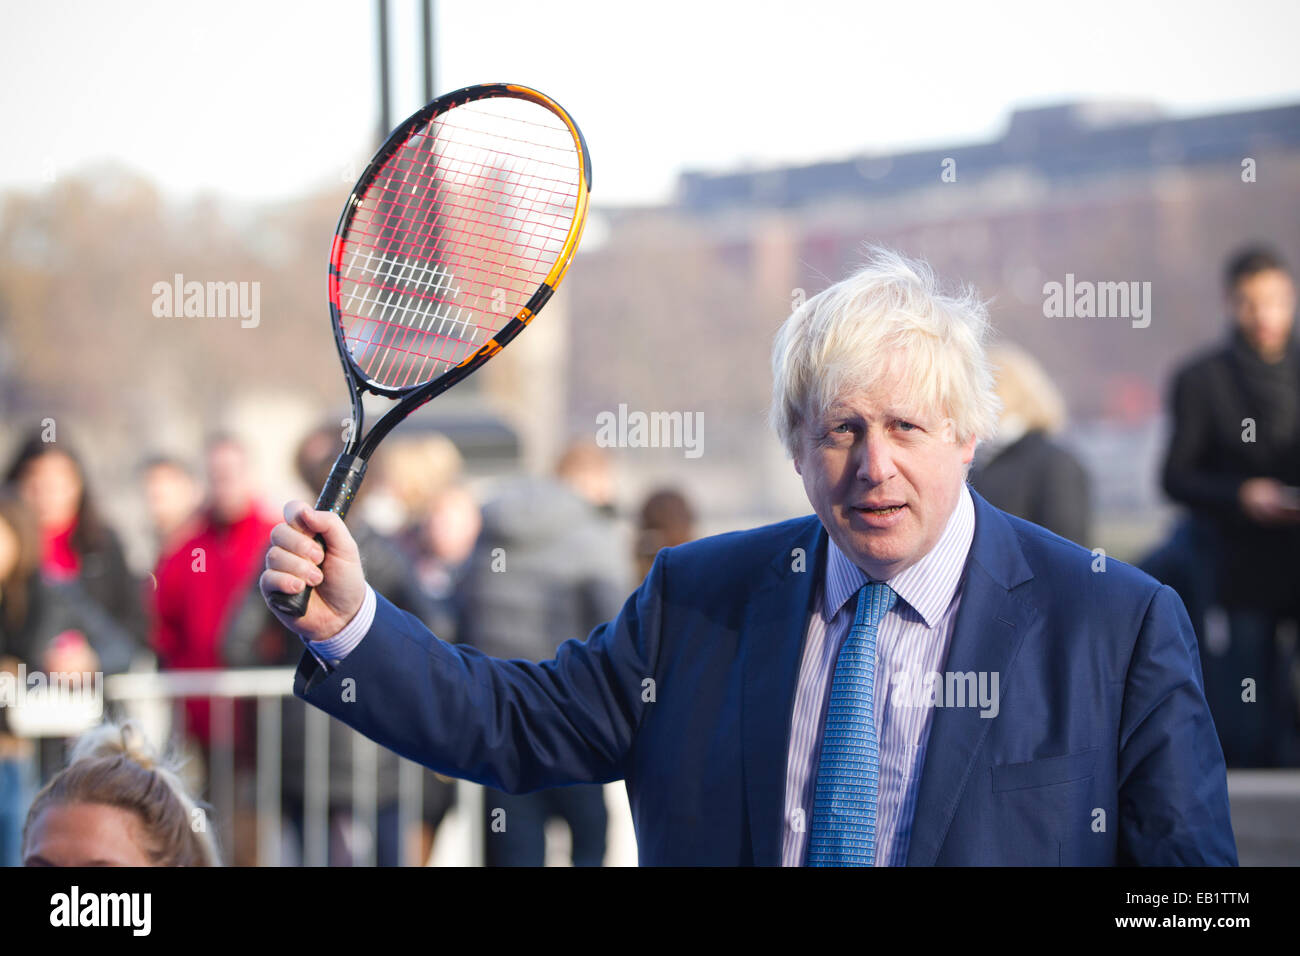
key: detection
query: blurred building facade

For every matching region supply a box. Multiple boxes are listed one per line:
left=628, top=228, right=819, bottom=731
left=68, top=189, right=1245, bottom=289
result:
left=563, top=100, right=1300, bottom=551
left=2, top=100, right=1298, bottom=562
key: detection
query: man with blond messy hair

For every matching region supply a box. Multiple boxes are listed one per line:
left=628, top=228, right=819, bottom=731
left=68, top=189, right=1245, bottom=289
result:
left=262, top=247, right=1236, bottom=866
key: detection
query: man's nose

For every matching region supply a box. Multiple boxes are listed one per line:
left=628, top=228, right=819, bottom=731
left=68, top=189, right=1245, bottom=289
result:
left=854, top=437, right=897, bottom=484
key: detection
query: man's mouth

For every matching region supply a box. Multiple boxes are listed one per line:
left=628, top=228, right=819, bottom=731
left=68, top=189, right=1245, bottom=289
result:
left=854, top=503, right=906, bottom=516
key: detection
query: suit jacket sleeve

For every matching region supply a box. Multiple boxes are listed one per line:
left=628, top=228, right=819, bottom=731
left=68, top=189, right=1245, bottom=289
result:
left=292, top=549, right=666, bottom=794
left=1116, top=584, right=1237, bottom=864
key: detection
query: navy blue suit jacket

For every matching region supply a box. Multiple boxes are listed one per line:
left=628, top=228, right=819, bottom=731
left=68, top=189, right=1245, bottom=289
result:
left=294, top=486, right=1238, bottom=865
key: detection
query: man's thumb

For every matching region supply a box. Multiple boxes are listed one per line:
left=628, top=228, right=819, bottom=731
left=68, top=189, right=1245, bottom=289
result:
left=301, top=506, right=351, bottom=553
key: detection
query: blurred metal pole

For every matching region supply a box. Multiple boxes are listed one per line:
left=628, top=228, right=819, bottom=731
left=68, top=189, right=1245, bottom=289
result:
left=376, top=0, right=391, bottom=145
left=397, top=758, right=423, bottom=866
left=421, top=0, right=436, bottom=103
left=211, top=696, right=235, bottom=863
left=351, top=732, right=378, bottom=867
left=256, top=696, right=281, bottom=868
left=459, top=778, right=484, bottom=866
left=304, top=706, right=330, bottom=866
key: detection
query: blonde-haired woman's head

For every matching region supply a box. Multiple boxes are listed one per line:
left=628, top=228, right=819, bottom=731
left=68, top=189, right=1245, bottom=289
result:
left=22, top=720, right=220, bottom=867
left=379, top=434, right=465, bottom=518
left=986, top=342, right=1067, bottom=436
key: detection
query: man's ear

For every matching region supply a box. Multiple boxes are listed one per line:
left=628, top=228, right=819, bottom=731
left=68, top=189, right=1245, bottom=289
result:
left=960, top=435, right=978, bottom=466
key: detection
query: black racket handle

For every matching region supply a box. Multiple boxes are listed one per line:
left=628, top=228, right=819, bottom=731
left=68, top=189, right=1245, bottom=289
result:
left=267, top=453, right=368, bottom=619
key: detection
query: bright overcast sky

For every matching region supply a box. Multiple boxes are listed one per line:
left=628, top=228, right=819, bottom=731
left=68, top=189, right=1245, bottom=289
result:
left=2, top=0, right=1299, bottom=207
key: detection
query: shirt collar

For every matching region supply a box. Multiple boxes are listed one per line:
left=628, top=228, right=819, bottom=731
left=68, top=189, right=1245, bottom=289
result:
left=823, top=482, right=975, bottom=629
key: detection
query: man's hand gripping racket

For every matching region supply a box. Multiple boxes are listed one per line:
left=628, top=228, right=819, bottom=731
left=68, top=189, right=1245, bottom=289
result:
left=260, top=84, right=592, bottom=638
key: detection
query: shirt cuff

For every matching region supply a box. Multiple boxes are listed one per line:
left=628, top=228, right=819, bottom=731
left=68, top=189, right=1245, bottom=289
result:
left=302, top=584, right=376, bottom=669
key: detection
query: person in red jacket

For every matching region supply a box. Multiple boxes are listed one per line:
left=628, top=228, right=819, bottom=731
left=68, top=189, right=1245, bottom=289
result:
left=152, top=434, right=276, bottom=753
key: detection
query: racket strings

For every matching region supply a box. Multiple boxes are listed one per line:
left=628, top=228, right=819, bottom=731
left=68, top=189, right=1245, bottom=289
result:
left=349, top=164, right=571, bottom=386
left=354, top=153, right=574, bottom=296
left=337, top=97, right=581, bottom=390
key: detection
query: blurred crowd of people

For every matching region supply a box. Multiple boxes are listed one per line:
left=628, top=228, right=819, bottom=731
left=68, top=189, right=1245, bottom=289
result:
left=1, top=242, right=1297, bottom=867
left=970, top=244, right=1300, bottom=771
left=1139, top=246, right=1300, bottom=768
left=0, top=412, right=697, bottom=866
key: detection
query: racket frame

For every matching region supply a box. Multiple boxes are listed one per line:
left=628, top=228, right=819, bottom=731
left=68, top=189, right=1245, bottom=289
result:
left=266, top=83, right=590, bottom=618
left=330, top=82, right=592, bottom=462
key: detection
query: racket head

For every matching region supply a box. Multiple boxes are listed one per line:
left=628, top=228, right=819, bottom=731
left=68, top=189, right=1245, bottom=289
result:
left=328, top=83, right=592, bottom=401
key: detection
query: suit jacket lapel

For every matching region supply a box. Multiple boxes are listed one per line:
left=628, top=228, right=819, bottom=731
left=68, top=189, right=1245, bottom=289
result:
left=742, top=516, right=825, bottom=866
left=905, top=488, right=1038, bottom=866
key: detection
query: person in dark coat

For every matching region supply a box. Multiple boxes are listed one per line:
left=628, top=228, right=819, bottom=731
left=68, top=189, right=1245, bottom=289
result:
left=969, top=343, right=1092, bottom=546
left=0, top=492, right=136, bottom=866
left=5, top=432, right=146, bottom=655
left=1158, top=246, right=1300, bottom=768
left=398, top=482, right=480, bottom=646
left=459, top=447, right=629, bottom=866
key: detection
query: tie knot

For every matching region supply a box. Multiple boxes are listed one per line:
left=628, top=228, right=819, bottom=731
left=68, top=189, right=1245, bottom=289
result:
left=854, top=581, right=897, bottom=629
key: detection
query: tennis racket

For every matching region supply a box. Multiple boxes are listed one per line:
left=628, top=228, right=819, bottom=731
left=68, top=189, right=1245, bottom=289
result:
left=267, top=82, right=592, bottom=617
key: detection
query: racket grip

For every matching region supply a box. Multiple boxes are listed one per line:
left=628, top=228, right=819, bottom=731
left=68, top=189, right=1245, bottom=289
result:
left=267, top=453, right=368, bottom=619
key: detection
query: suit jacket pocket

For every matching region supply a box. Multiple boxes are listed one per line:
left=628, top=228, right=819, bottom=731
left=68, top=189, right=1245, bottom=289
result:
left=991, top=747, right=1099, bottom=793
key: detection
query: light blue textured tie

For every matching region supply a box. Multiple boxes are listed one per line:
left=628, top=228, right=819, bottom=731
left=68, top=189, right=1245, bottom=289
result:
left=807, top=581, right=897, bottom=867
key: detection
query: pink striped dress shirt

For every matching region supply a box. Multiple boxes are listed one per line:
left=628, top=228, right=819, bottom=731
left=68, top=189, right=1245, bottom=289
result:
left=781, top=482, right=975, bottom=866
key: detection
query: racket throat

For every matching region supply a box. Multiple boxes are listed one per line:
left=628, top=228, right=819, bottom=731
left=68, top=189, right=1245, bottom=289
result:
left=315, top=453, right=369, bottom=521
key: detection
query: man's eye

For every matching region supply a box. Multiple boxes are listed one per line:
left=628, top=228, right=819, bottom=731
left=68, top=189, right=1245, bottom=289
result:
left=830, top=423, right=852, bottom=434
left=895, top=420, right=918, bottom=432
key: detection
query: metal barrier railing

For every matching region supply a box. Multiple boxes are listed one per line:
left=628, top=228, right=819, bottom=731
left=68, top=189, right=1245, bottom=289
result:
left=98, top=668, right=483, bottom=867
